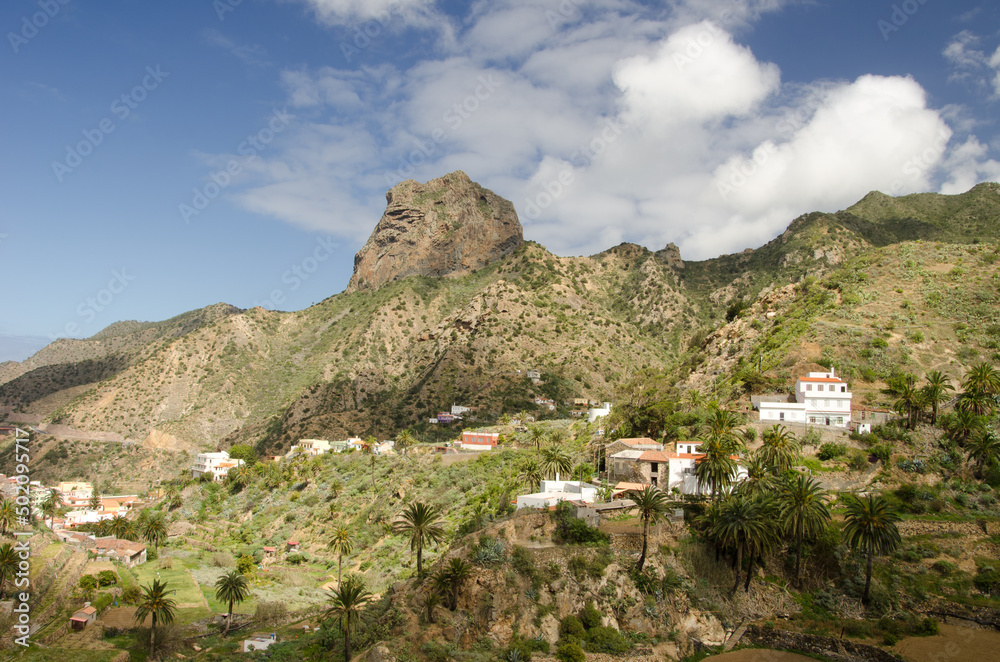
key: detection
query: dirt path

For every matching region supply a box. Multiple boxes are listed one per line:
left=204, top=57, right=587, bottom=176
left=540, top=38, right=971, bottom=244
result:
left=894, top=623, right=1000, bottom=662
left=704, top=651, right=818, bottom=662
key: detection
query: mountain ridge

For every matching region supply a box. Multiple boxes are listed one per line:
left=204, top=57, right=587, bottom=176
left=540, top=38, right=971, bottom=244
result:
left=2, top=178, right=998, bottom=454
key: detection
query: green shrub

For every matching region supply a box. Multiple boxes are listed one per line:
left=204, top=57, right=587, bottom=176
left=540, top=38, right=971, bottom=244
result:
left=555, top=641, right=586, bottom=662
left=847, top=450, right=869, bottom=471
left=974, top=566, right=1000, bottom=595
left=818, top=443, right=847, bottom=461
left=286, top=553, right=304, bottom=565
left=894, top=484, right=918, bottom=503
left=97, top=570, right=118, bottom=587
left=121, top=585, right=141, bottom=605
left=237, top=554, right=256, bottom=575
left=578, top=602, right=602, bottom=630
left=931, top=560, right=956, bottom=576
left=558, top=615, right=586, bottom=640
left=78, top=575, right=97, bottom=591
left=871, top=443, right=892, bottom=464
left=510, top=546, right=537, bottom=579
left=585, top=625, right=631, bottom=654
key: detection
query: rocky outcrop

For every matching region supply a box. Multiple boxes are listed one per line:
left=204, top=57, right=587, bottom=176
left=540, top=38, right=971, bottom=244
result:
left=740, top=625, right=906, bottom=662
left=346, top=171, right=523, bottom=292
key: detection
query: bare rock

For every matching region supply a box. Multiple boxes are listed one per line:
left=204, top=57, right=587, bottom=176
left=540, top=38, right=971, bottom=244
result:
left=347, top=171, right=522, bottom=292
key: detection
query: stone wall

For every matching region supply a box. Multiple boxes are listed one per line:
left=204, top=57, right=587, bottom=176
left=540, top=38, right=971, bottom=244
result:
left=740, top=625, right=905, bottom=662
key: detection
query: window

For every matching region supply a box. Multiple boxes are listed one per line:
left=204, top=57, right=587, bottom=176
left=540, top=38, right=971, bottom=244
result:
left=841, top=386, right=846, bottom=392
left=650, top=462, right=659, bottom=474
left=817, top=384, right=824, bottom=392
left=806, top=383, right=812, bottom=391
left=779, top=412, right=785, bottom=420
left=836, top=417, right=844, bottom=425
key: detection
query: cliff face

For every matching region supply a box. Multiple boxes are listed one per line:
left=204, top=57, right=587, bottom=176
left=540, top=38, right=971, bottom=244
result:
left=346, top=171, right=523, bottom=292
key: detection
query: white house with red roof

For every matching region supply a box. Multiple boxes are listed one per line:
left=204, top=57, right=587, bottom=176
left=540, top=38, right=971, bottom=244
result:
left=609, top=448, right=747, bottom=495
left=758, top=368, right=853, bottom=428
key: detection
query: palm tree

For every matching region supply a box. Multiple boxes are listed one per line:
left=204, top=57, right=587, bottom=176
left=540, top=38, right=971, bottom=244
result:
left=966, top=427, right=1000, bottom=479
left=228, top=463, right=253, bottom=490
left=757, top=425, right=801, bottom=475
left=436, top=557, right=472, bottom=610
left=423, top=589, right=443, bottom=624
left=540, top=447, right=572, bottom=480
left=941, top=409, right=985, bottom=446
left=363, top=436, right=378, bottom=496
left=695, top=437, right=738, bottom=499
left=842, top=494, right=901, bottom=604
left=743, top=496, right=780, bottom=593
left=0, top=543, right=17, bottom=598
left=527, top=425, right=547, bottom=451
left=628, top=486, right=670, bottom=571
left=392, top=502, right=445, bottom=579
left=885, top=373, right=922, bottom=429
left=959, top=362, right=1000, bottom=416
left=329, top=526, right=354, bottom=586
left=517, top=459, right=543, bottom=493
left=88, top=491, right=102, bottom=512
left=737, top=453, right=776, bottom=499
left=776, top=475, right=831, bottom=586
left=0, top=497, right=15, bottom=536
left=41, top=489, right=60, bottom=529
left=324, top=574, right=372, bottom=662
left=108, top=515, right=138, bottom=541
left=395, top=429, right=415, bottom=457
left=215, top=570, right=251, bottom=634
left=963, top=362, right=1000, bottom=395
left=922, top=370, right=954, bottom=426
left=141, top=512, right=168, bottom=553
left=134, top=579, right=177, bottom=657
left=714, top=494, right=771, bottom=595
left=705, top=409, right=741, bottom=448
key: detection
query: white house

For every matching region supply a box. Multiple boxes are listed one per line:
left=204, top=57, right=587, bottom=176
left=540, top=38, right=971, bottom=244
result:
left=588, top=402, right=612, bottom=423
left=610, top=449, right=747, bottom=496
left=758, top=368, right=852, bottom=428
left=191, top=451, right=245, bottom=481
left=516, top=479, right=600, bottom=510
left=288, top=439, right=332, bottom=456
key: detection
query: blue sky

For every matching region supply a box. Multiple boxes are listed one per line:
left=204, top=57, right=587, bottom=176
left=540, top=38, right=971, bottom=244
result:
left=2, top=0, right=999, bottom=360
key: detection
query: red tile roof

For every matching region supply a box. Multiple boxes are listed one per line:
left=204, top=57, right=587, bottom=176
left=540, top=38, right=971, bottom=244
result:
left=616, top=437, right=658, bottom=446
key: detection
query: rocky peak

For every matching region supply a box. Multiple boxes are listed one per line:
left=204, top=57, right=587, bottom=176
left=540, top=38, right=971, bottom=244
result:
left=346, top=172, right=523, bottom=292
left=656, top=242, right=684, bottom=269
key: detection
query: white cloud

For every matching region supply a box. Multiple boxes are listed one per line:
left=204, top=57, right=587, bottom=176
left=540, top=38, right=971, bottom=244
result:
left=220, top=3, right=998, bottom=262
left=943, top=31, right=1000, bottom=95
left=938, top=136, right=1000, bottom=195
left=289, top=0, right=435, bottom=25
left=614, top=21, right=780, bottom=125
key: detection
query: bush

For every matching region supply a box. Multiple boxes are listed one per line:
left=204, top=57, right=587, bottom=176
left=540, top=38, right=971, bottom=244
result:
left=894, top=484, right=918, bottom=503
left=78, top=575, right=97, bottom=591
left=555, top=641, right=586, bottom=662
left=818, top=443, right=847, bottom=461
left=237, top=554, right=256, bottom=575
left=974, top=566, right=1000, bottom=596
left=896, top=458, right=927, bottom=474
left=97, top=570, right=119, bottom=587
left=510, top=546, right=538, bottom=580
left=253, top=600, right=288, bottom=628
left=558, top=615, right=586, bottom=640
left=586, top=625, right=631, bottom=654
left=847, top=450, right=869, bottom=471
left=931, top=560, right=956, bottom=576
left=286, top=553, right=304, bottom=565
left=121, top=585, right=141, bottom=605
left=871, top=443, right=892, bottom=464
left=578, top=602, right=602, bottom=630
left=552, top=502, right=609, bottom=545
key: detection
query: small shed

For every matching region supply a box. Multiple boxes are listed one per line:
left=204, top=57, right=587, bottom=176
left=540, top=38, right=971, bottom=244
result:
left=70, top=605, right=97, bottom=630
left=286, top=541, right=299, bottom=553
left=262, top=546, right=276, bottom=558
